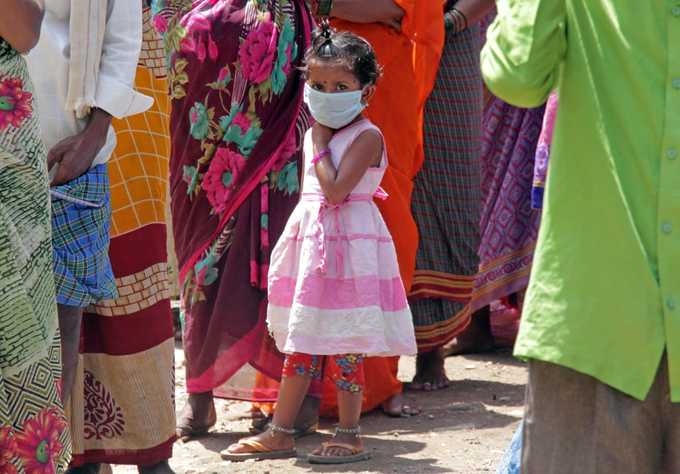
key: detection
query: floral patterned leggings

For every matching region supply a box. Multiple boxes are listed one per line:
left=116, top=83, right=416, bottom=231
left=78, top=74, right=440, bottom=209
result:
left=283, top=353, right=365, bottom=393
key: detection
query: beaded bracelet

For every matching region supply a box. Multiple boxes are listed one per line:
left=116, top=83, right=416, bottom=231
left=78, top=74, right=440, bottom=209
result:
left=445, top=8, right=468, bottom=33
left=311, top=148, right=331, bottom=165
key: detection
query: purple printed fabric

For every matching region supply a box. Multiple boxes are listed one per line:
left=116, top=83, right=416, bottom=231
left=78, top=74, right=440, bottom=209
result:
left=532, top=93, right=559, bottom=209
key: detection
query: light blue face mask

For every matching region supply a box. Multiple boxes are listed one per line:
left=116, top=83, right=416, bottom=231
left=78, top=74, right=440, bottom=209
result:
left=304, top=83, right=367, bottom=130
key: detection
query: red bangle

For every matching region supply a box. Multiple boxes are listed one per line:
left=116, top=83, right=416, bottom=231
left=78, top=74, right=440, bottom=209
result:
left=312, top=148, right=331, bottom=165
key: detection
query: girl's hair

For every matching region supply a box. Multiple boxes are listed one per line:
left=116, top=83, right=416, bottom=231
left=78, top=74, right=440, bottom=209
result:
left=304, top=21, right=382, bottom=86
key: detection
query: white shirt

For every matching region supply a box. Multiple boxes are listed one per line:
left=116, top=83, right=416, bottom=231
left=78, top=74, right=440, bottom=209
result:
left=27, top=0, right=153, bottom=167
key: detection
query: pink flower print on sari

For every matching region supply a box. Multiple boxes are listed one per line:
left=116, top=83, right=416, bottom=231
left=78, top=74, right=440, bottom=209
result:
left=0, top=426, right=18, bottom=474
left=152, top=13, right=168, bottom=33
left=231, top=112, right=252, bottom=133
left=217, top=67, right=231, bottom=84
left=0, top=78, right=33, bottom=131
left=272, top=127, right=298, bottom=171
left=180, top=10, right=218, bottom=63
left=239, top=18, right=278, bottom=84
left=15, top=407, right=67, bottom=474
left=207, top=36, right=218, bottom=61
left=202, top=147, right=246, bottom=213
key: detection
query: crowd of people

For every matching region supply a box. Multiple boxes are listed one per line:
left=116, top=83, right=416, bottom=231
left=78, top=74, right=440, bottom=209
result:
left=0, top=0, right=675, bottom=473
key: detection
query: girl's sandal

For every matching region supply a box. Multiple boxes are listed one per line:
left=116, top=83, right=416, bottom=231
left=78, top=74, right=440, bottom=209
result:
left=307, top=442, right=371, bottom=465
left=221, top=425, right=298, bottom=462
left=220, top=439, right=297, bottom=462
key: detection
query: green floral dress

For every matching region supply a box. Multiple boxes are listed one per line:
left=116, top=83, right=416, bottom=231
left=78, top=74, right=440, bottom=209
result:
left=0, top=38, right=70, bottom=473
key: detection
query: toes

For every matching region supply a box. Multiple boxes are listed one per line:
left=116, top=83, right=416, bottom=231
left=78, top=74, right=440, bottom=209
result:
left=423, top=382, right=433, bottom=391
left=225, top=442, right=246, bottom=454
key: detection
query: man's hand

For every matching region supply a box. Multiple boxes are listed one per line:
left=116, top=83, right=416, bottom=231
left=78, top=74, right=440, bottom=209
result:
left=48, top=108, right=112, bottom=186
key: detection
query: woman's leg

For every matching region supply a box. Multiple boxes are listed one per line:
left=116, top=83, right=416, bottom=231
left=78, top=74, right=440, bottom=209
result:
left=176, top=390, right=216, bottom=442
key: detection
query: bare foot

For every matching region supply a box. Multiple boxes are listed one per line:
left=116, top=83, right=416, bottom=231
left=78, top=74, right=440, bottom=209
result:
left=441, top=307, right=495, bottom=357
left=411, top=350, right=450, bottom=391
left=138, top=460, right=175, bottom=474
left=176, top=392, right=216, bottom=442
left=381, top=393, right=421, bottom=417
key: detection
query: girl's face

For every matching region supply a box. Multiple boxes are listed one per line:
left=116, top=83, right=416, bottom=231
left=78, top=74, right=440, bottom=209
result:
left=307, top=61, right=376, bottom=103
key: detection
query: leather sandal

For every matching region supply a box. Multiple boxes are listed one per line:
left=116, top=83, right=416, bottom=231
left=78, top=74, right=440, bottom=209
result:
left=220, top=439, right=297, bottom=462
left=307, top=442, right=371, bottom=465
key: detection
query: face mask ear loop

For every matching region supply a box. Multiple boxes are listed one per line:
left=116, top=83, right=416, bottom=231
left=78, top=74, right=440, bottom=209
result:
left=360, top=86, right=370, bottom=106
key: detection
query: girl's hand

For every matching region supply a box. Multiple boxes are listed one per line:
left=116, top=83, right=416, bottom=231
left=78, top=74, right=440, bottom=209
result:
left=312, top=122, right=334, bottom=152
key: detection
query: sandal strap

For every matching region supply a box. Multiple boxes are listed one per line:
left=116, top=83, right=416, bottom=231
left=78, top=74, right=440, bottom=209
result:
left=321, top=441, right=362, bottom=455
left=237, top=439, right=272, bottom=453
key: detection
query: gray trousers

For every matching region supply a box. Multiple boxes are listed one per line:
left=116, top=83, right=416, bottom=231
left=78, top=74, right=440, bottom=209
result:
left=523, top=356, right=680, bottom=474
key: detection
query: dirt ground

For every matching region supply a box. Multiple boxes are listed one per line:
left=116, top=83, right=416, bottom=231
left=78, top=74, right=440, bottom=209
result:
left=115, top=348, right=526, bottom=474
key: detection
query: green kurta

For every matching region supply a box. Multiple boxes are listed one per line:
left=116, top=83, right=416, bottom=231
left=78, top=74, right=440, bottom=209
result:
left=481, top=1, right=680, bottom=401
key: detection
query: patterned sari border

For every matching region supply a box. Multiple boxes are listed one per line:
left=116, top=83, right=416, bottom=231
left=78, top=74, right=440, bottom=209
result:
left=477, top=242, right=537, bottom=274
left=415, top=305, right=472, bottom=352
left=71, top=436, right=175, bottom=467
left=409, top=271, right=476, bottom=302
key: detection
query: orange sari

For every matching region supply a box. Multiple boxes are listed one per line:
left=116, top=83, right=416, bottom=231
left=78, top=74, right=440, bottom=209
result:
left=254, top=2, right=444, bottom=416
left=322, top=2, right=444, bottom=416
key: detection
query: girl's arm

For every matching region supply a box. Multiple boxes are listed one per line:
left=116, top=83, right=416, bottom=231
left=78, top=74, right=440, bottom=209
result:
left=312, top=123, right=382, bottom=205
left=1, top=0, right=44, bottom=53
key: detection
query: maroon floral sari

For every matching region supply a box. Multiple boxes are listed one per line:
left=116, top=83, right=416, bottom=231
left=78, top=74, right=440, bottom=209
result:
left=156, top=0, right=312, bottom=395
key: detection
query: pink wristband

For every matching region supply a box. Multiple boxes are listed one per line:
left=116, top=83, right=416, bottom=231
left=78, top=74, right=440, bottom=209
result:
left=311, top=148, right=331, bottom=165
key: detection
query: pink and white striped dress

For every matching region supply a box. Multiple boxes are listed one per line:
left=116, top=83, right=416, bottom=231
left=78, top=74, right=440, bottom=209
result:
left=267, top=119, right=417, bottom=356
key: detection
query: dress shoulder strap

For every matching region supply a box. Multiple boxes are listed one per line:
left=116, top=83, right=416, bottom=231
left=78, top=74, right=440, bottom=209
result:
left=338, top=119, right=388, bottom=168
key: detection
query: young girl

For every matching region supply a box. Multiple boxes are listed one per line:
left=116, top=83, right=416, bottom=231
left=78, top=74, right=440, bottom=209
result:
left=222, top=25, right=416, bottom=465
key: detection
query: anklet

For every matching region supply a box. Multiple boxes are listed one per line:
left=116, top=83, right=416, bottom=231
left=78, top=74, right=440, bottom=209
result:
left=269, top=424, right=296, bottom=436
left=335, top=425, right=361, bottom=435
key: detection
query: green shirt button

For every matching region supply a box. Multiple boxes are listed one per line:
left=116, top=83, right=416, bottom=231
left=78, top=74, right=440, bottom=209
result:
left=667, top=148, right=678, bottom=160
left=673, top=6, right=680, bottom=16
left=662, top=222, right=673, bottom=234
left=668, top=298, right=677, bottom=311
